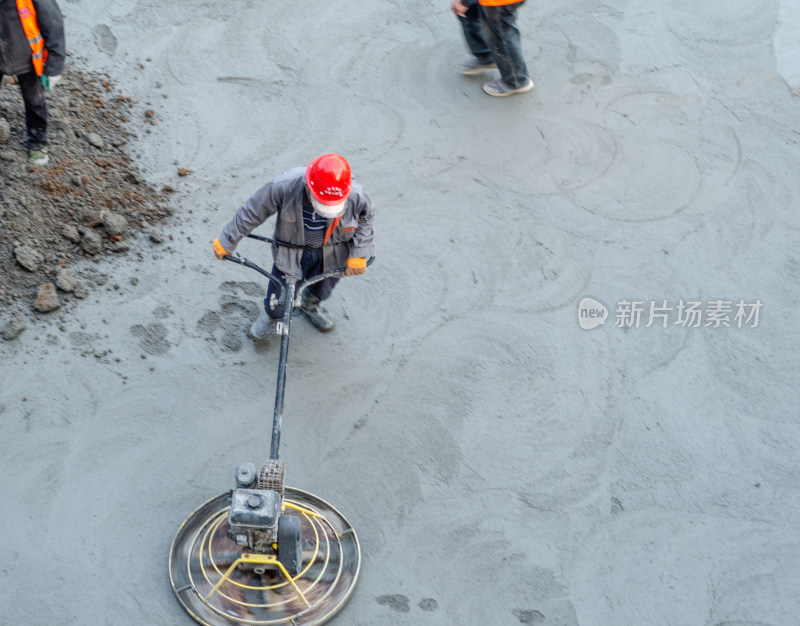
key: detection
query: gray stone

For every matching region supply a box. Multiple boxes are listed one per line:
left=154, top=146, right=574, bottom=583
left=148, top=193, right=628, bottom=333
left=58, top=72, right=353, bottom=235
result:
left=14, top=244, right=43, bottom=271
left=102, top=212, right=128, bottom=236
left=0, top=117, right=10, bottom=144
left=60, top=223, right=81, bottom=243
left=81, top=229, right=103, bottom=255
left=73, top=283, right=89, bottom=299
left=55, top=268, right=77, bottom=292
left=34, top=283, right=61, bottom=312
left=87, top=132, right=104, bottom=149
left=123, top=170, right=141, bottom=184
left=2, top=313, right=26, bottom=341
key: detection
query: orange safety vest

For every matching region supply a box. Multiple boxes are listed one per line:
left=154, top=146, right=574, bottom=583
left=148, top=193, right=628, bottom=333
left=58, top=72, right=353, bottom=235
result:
left=479, top=0, right=523, bottom=5
left=16, top=0, right=47, bottom=76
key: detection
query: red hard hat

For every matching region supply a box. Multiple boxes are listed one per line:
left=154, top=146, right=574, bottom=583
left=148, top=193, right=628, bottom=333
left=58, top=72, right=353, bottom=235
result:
left=305, top=154, right=352, bottom=205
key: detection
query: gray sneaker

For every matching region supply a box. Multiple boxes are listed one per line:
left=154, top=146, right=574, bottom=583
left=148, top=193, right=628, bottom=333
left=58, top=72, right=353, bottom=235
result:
left=482, top=77, right=534, bottom=97
left=248, top=313, right=276, bottom=341
left=301, top=293, right=335, bottom=332
left=459, top=58, right=497, bottom=75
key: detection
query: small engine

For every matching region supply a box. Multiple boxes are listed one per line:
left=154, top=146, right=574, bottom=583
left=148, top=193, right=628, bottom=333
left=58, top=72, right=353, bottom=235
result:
left=226, top=460, right=286, bottom=551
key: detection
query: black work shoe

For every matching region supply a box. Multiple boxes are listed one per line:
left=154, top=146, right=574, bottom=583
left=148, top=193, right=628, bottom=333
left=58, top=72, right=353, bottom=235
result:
left=301, top=294, right=335, bottom=332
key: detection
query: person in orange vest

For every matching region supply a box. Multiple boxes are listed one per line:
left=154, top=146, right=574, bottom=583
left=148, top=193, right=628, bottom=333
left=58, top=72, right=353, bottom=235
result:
left=451, top=0, right=533, bottom=97
left=213, top=154, right=376, bottom=340
left=0, top=0, right=65, bottom=165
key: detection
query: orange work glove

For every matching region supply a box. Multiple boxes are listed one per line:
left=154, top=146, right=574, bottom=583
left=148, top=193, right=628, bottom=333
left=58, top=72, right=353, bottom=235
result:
left=213, top=238, right=229, bottom=260
left=344, top=257, right=366, bottom=276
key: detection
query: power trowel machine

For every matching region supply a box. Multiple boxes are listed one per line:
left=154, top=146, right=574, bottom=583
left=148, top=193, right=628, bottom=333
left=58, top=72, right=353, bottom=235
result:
left=169, top=235, right=365, bottom=625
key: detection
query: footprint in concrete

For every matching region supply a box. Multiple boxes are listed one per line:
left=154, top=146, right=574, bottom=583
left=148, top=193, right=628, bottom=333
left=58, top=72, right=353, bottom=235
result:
left=514, top=609, right=546, bottom=624
left=736, top=73, right=780, bottom=88
left=418, top=598, right=438, bottom=611
left=69, top=331, right=99, bottom=350
left=220, top=281, right=265, bottom=298
left=570, top=73, right=612, bottom=87
left=655, top=93, right=702, bottom=106
left=376, top=594, right=410, bottom=613
left=611, top=496, right=624, bottom=515
left=131, top=323, right=170, bottom=356
left=197, top=295, right=261, bottom=353
left=92, top=24, right=118, bottom=56
left=152, top=304, right=174, bottom=319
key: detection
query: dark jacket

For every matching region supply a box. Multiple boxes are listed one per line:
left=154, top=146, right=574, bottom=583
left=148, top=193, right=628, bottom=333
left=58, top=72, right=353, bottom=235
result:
left=219, top=167, right=376, bottom=278
left=0, top=0, right=65, bottom=76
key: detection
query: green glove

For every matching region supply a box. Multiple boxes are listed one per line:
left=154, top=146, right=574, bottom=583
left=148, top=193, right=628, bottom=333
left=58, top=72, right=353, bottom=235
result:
left=40, top=75, right=62, bottom=92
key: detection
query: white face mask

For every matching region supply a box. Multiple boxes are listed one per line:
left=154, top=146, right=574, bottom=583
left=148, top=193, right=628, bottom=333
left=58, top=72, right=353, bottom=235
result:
left=311, top=196, right=346, bottom=219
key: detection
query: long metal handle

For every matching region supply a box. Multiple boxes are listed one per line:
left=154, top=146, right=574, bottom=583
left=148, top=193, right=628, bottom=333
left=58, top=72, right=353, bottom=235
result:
left=246, top=233, right=346, bottom=249
left=270, top=277, right=295, bottom=460
left=246, top=233, right=305, bottom=249
left=222, top=254, right=286, bottom=304
left=294, top=258, right=375, bottom=304
left=222, top=251, right=374, bottom=461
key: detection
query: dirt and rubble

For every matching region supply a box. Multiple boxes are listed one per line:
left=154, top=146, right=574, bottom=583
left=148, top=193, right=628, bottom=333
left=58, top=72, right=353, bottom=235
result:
left=0, top=65, right=179, bottom=337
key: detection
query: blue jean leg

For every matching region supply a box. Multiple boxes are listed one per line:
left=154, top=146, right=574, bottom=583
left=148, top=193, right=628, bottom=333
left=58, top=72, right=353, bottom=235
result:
left=480, top=2, right=530, bottom=88
left=264, top=248, right=340, bottom=319
left=457, top=4, right=494, bottom=64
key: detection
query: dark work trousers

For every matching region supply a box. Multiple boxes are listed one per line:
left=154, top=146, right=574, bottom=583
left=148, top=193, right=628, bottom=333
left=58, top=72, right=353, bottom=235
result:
left=0, top=71, right=48, bottom=150
left=264, top=247, right=340, bottom=320
left=458, top=1, right=530, bottom=89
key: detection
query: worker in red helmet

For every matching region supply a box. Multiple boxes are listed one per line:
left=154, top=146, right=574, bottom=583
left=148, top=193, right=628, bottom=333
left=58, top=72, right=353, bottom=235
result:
left=213, top=154, right=376, bottom=339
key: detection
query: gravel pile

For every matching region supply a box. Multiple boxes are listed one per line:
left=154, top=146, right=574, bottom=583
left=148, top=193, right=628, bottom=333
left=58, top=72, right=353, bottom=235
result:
left=0, top=67, right=176, bottom=332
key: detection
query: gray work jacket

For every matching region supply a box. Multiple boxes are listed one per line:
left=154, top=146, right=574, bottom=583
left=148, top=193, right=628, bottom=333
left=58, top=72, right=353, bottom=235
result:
left=218, top=167, right=376, bottom=278
left=0, top=0, right=65, bottom=76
